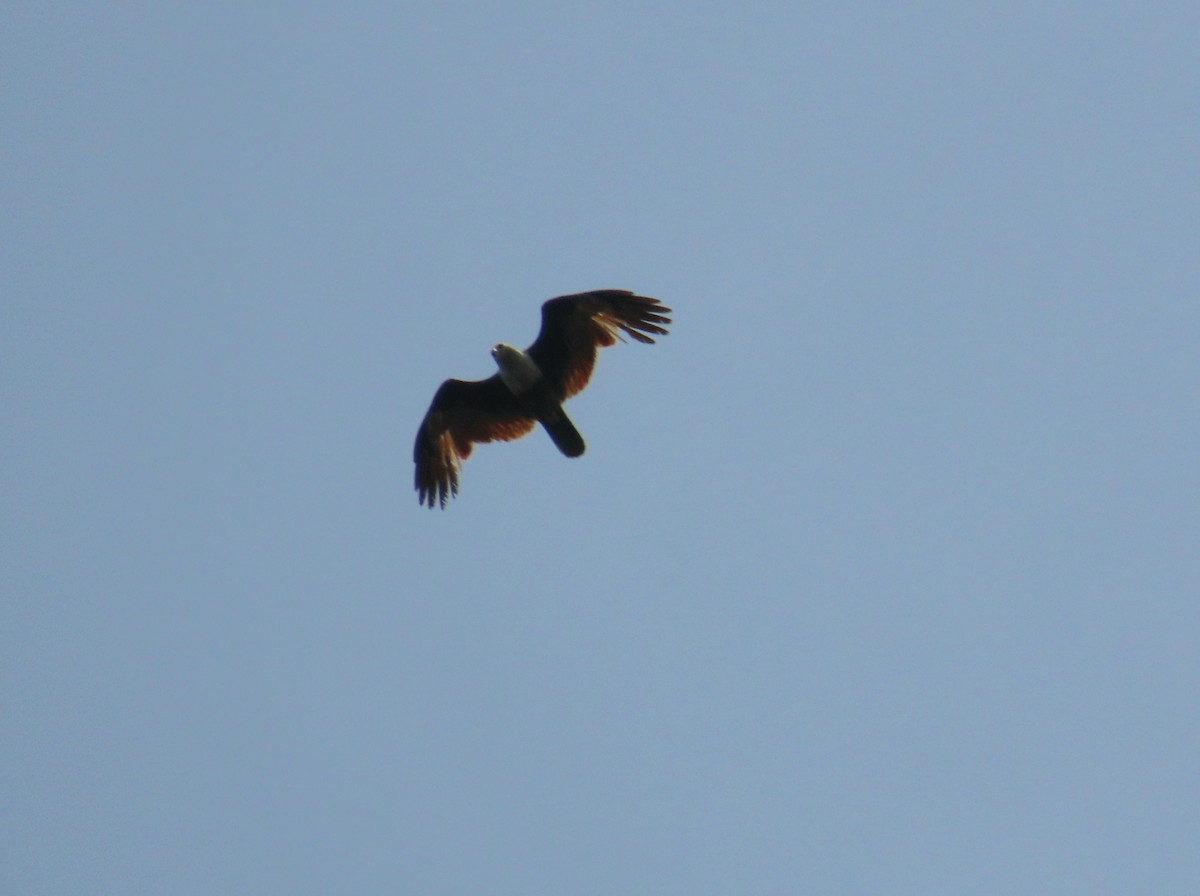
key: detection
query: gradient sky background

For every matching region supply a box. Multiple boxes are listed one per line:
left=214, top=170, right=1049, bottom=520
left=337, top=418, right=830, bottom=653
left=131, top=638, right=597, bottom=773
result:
left=4, top=3, right=1198, bottom=894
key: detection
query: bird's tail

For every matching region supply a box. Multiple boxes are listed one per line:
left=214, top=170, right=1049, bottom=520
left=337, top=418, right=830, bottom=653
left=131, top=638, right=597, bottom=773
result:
left=540, top=408, right=585, bottom=458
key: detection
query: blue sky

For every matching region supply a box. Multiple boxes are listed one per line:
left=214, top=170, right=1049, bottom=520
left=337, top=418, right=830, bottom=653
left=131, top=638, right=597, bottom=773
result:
left=4, top=3, right=1198, bottom=893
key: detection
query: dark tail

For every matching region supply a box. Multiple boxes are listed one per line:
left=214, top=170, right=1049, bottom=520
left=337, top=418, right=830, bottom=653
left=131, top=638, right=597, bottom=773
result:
left=541, top=408, right=585, bottom=458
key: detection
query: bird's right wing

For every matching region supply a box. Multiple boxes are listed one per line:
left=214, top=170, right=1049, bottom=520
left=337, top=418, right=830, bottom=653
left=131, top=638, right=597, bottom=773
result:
left=413, top=376, right=536, bottom=508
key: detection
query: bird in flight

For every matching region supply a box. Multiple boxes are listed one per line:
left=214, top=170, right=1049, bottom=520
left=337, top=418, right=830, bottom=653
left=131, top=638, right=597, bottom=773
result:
left=414, top=290, right=672, bottom=508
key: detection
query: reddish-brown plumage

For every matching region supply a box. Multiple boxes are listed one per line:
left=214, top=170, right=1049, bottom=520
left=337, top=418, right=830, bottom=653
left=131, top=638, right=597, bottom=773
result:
left=530, top=292, right=671, bottom=401
left=414, top=290, right=671, bottom=508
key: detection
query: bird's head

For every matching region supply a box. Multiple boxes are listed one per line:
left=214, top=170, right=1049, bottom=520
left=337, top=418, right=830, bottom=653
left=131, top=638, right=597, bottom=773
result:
left=490, top=343, right=539, bottom=390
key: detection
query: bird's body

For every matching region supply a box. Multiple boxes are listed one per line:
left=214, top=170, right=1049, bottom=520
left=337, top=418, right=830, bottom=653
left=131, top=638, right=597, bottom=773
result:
left=414, top=290, right=672, bottom=507
left=491, top=342, right=585, bottom=458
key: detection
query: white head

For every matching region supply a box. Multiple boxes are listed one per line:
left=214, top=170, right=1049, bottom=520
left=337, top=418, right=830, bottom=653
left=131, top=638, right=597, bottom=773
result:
left=490, top=343, right=541, bottom=393
left=491, top=343, right=518, bottom=366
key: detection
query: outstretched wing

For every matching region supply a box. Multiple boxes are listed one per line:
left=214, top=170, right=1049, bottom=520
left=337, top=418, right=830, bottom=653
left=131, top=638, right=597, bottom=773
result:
left=526, top=290, right=672, bottom=400
left=414, top=376, right=536, bottom=508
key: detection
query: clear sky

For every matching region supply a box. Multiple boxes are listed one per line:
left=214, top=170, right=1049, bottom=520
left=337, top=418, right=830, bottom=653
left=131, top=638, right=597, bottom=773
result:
left=4, top=3, right=1198, bottom=894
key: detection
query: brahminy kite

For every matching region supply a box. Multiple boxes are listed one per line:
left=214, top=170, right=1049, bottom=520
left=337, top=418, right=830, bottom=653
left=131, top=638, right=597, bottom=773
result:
left=414, top=290, right=672, bottom=507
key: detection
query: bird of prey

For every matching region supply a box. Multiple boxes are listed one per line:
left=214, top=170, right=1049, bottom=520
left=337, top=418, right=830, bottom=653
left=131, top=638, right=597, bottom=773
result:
left=414, top=290, right=672, bottom=508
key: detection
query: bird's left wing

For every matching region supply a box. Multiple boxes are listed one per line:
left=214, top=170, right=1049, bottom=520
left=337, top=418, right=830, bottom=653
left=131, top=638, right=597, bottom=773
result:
left=414, top=376, right=536, bottom=508
left=526, top=290, right=672, bottom=400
